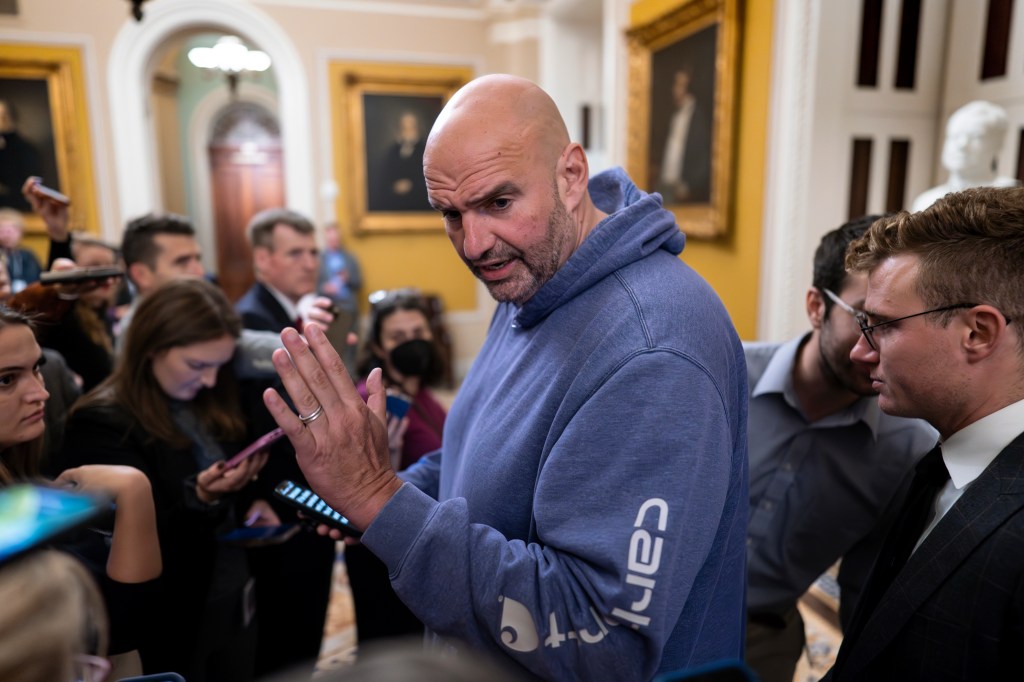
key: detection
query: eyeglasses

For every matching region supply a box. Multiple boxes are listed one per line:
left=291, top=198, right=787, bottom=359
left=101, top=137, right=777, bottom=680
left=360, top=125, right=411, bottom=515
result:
left=821, top=288, right=862, bottom=319
left=855, top=303, right=980, bottom=351
left=73, top=654, right=111, bottom=682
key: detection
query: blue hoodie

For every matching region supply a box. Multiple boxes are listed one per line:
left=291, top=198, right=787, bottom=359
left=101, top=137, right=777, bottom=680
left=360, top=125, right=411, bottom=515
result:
left=364, top=168, right=749, bottom=681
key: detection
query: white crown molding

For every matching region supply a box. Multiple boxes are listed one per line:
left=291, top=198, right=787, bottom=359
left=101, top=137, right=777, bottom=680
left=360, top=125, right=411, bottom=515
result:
left=249, top=0, right=486, bottom=20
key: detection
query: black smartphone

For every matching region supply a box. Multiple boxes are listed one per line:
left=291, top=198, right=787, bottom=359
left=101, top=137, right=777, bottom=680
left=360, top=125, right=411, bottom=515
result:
left=219, top=523, right=300, bottom=547
left=0, top=484, right=112, bottom=567
left=39, top=266, right=125, bottom=285
left=386, top=392, right=413, bottom=420
left=273, top=480, right=362, bottom=538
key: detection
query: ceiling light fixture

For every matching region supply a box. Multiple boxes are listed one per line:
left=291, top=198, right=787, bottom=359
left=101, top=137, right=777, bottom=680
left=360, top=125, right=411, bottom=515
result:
left=187, top=36, right=271, bottom=94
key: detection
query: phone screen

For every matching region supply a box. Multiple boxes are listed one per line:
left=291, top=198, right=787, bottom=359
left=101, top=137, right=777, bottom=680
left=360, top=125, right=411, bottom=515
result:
left=0, top=485, right=111, bottom=566
left=273, top=480, right=362, bottom=538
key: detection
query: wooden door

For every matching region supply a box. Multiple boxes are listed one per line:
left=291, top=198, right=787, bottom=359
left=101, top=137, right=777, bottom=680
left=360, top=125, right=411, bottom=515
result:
left=209, top=143, right=284, bottom=302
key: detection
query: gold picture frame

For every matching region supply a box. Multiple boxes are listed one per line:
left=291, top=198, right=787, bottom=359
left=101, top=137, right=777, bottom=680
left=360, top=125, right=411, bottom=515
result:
left=329, top=61, right=473, bottom=235
left=626, top=0, right=740, bottom=238
left=0, top=43, right=99, bottom=237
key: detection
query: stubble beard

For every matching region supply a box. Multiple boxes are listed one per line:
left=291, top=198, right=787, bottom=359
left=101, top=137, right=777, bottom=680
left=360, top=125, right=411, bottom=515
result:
left=473, top=194, right=575, bottom=307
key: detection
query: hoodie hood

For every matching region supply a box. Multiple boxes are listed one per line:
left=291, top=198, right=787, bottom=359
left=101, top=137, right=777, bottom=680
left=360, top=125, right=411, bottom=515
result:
left=514, top=166, right=685, bottom=329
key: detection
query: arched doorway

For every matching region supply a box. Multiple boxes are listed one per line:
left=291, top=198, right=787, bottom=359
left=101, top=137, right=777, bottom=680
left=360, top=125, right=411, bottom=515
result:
left=208, top=101, right=285, bottom=301
left=106, top=0, right=313, bottom=226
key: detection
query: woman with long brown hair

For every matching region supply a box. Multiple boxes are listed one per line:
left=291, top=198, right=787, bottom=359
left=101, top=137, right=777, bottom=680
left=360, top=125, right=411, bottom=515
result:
left=61, top=278, right=269, bottom=681
left=0, top=303, right=161, bottom=667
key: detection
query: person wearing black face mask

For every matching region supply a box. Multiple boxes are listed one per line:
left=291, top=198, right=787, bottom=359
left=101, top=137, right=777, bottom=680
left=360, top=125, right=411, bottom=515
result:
left=346, top=288, right=448, bottom=643
left=356, top=288, right=446, bottom=469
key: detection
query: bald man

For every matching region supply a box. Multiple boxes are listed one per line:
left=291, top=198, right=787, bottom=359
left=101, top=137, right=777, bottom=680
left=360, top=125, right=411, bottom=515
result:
left=263, top=75, right=749, bottom=680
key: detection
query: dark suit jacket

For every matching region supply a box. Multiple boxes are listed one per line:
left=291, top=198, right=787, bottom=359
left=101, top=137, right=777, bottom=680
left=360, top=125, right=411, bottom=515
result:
left=827, top=432, right=1024, bottom=680
left=235, top=281, right=294, bottom=333
left=233, top=280, right=336, bottom=675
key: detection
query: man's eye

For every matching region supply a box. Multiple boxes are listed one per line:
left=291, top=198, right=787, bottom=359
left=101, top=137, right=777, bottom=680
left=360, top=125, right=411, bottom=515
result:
left=493, top=198, right=511, bottom=210
left=0, top=374, right=13, bottom=387
left=442, top=211, right=461, bottom=222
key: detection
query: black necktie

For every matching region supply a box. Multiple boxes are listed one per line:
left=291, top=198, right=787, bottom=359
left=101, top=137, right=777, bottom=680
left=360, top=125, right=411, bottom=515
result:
left=851, top=446, right=950, bottom=632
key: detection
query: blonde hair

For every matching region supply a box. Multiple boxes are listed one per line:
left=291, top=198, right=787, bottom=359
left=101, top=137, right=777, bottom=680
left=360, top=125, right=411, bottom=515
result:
left=0, top=550, right=108, bottom=682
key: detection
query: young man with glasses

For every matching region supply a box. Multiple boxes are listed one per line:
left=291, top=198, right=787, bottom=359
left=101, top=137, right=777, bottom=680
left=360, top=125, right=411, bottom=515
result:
left=743, top=216, right=937, bottom=682
left=825, top=186, right=1024, bottom=681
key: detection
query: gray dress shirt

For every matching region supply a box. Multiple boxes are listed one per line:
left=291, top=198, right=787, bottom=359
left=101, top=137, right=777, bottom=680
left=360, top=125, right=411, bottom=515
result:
left=744, top=336, right=937, bottom=621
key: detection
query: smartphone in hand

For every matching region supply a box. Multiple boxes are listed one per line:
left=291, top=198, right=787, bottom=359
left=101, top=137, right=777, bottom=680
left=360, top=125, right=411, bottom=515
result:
left=386, top=392, right=412, bottom=420
left=273, top=480, right=362, bottom=538
left=31, top=182, right=70, bottom=206
left=224, top=427, right=285, bottom=469
left=39, top=266, right=124, bottom=285
left=0, top=484, right=112, bottom=567
left=219, top=523, right=300, bottom=547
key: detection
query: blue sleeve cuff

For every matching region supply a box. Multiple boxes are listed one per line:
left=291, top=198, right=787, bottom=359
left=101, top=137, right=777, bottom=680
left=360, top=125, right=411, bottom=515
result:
left=360, top=482, right=438, bottom=576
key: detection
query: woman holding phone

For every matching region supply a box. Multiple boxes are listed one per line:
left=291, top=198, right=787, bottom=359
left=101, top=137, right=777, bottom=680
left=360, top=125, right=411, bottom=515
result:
left=60, top=278, right=270, bottom=682
left=0, top=303, right=162, bottom=668
left=347, top=288, right=449, bottom=642
left=357, top=288, right=447, bottom=469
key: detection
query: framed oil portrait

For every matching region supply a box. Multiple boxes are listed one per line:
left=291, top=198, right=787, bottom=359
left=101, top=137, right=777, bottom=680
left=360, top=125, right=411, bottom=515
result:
left=329, top=61, right=473, bottom=234
left=627, top=0, right=740, bottom=238
left=0, top=43, right=99, bottom=235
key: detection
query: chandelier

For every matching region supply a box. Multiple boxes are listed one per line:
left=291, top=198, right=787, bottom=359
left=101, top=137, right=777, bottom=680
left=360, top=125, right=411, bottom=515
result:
left=187, top=36, right=271, bottom=94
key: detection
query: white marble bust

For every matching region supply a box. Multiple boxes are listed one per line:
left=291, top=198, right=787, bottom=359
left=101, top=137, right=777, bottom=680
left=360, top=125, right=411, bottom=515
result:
left=911, top=100, right=1020, bottom=212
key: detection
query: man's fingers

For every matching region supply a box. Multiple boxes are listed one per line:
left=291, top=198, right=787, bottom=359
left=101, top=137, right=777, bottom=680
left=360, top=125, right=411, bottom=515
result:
left=294, top=325, right=362, bottom=407
left=365, top=367, right=387, bottom=424
left=263, top=385, right=317, bottom=451
left=273, top=332, right=339, bottom=422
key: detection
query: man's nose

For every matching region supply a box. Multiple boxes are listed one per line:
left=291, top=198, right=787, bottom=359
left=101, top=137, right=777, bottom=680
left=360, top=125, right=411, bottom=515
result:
left=850, top=332, right=877, bottom=365
left=461, top=214, right=497, bottom=261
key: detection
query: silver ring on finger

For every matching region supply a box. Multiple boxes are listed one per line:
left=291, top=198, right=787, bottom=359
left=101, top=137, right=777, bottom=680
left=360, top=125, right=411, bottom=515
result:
left=298, top=404, right=324, bottom=425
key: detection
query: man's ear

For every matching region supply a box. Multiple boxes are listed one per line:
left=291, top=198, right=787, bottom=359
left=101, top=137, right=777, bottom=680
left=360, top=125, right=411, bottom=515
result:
left=806, top=287, right=826, bottom=329
left=557, top=142, right=590, bottom=212
left=963, top=305, right=1010, bottom=360
left=128, top=262, right=153, bottom=293
left=252, top=246, right=270, bottom=276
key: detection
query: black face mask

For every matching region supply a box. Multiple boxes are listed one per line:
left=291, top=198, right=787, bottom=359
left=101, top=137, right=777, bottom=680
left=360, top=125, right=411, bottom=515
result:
left=389, top=339, right=436, bottom=378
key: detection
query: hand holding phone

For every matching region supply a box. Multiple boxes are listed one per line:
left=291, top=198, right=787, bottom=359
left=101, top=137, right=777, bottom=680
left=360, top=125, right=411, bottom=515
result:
left=385, top=391, right=412, bottom=420
left=224, top=427, right=285, bottom=469
left=273, top=480, right=362, bottom=538
left=31, top=181, right=70, bottom=206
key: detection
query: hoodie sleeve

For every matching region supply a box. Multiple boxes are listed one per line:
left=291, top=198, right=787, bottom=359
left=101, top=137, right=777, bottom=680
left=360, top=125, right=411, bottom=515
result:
left=362, top=349, right=743, bottom=681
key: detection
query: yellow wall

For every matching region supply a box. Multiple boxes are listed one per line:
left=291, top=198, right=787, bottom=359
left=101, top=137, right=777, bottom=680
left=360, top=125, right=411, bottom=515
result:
left=631, top=0, right=772, bottom=340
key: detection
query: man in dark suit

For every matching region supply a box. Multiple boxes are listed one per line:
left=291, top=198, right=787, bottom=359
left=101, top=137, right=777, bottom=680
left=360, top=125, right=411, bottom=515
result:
left=234, top=207, right=337, bottom=677
left=826, top=186, right=1024, bottom=680
left=235, top=207, right=321, bottom=332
